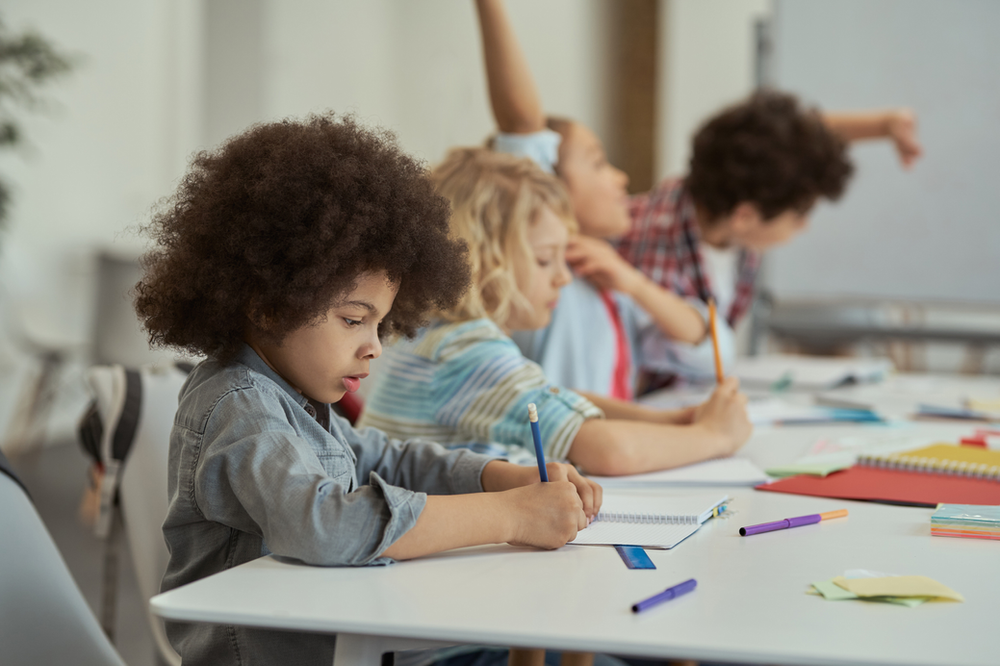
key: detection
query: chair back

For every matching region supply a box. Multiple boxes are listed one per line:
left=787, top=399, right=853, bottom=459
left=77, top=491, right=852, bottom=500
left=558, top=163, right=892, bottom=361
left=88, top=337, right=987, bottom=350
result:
left=0, top=456, right=127, bottom=666
left=85, top=363, right=189, bottom=666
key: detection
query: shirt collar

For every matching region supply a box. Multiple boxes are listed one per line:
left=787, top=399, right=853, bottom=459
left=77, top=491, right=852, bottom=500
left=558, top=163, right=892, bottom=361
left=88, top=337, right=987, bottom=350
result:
left=233, top=343, right=310, bottom=408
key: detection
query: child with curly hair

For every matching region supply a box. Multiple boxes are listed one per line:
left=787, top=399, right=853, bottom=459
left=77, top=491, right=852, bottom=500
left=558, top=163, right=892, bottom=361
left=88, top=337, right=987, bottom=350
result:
left=135, top=114, right=602, bottom=666
left=359, top=148, right=750, bottom=479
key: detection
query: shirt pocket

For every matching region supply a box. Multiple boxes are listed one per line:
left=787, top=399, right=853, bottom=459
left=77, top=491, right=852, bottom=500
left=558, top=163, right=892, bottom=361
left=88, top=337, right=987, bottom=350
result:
left=315, top=446, right=356, bottom=492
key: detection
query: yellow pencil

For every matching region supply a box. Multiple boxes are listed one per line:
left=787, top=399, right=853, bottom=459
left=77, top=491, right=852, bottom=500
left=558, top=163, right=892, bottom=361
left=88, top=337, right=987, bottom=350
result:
left=708, top=298, right=723, bottom=383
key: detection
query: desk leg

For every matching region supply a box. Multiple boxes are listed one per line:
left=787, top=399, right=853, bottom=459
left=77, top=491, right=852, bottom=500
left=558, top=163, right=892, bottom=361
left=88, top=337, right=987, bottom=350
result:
left=333, top=634, right=458, bottom=666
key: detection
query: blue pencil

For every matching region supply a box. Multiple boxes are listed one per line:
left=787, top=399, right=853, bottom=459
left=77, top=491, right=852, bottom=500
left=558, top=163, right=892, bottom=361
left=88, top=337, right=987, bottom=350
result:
left=527, top=403, right=549, bottom=481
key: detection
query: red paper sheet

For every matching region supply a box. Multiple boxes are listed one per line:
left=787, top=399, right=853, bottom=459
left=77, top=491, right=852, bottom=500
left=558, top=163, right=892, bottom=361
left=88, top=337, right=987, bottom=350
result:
left=756, top=465, right=1000, bottom=507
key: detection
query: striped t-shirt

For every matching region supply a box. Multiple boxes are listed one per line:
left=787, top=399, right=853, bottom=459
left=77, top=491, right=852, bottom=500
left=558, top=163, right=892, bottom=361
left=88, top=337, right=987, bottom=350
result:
left=358, top=318, right=604, bottom=466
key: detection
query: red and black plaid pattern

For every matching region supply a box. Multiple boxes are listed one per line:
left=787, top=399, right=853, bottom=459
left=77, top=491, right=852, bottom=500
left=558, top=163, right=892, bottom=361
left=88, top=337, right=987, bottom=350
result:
left=615, top=178, right=761, bottom=328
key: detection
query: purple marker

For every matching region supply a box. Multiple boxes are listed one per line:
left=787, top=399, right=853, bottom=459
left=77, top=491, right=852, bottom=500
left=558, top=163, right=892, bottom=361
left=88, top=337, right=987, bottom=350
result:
left=631, top=578, right=697, bottom=613
left=739, top=509, right=848, bottom=536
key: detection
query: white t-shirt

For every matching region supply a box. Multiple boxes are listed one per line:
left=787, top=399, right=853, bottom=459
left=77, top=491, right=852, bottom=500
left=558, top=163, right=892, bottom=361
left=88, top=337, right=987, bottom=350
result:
left=699, top=242, right=739, bottom=319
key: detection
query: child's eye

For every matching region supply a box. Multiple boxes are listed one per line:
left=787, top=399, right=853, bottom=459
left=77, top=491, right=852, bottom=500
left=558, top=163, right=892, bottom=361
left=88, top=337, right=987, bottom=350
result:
left=343, top=318, right=363, bottom=327
left=537, top=259, right=552, bottom=268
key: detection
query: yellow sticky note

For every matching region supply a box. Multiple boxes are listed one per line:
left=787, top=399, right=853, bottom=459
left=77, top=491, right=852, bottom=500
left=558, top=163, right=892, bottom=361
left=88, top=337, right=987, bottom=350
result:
left=833, top=576, right=964, bottom=602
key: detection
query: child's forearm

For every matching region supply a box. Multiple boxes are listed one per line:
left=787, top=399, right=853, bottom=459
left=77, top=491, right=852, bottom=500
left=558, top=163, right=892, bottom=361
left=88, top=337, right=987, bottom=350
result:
left=627, top=273, right=707, bottom=344
left=475, top=0, right=546, bottom=133
left=821, top=109, right=901, bottom=141
left=568, top=419, right=729, bottom=477
left=383, top=477, right=590, bottom=559
left=578, top=391, right=688, bottom=424
left=822, top=108, right=921, bottom=168
left=382, top=493, right=512, bottom=560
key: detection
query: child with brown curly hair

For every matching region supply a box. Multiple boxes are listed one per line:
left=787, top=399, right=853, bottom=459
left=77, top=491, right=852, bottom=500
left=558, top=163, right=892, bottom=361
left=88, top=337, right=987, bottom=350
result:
left=135, top=114, right=602, bottom=666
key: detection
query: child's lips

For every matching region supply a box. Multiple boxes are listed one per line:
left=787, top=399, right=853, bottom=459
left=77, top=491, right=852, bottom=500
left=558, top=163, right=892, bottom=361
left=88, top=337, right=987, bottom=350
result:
left=342, top=373, right=367, bottom=393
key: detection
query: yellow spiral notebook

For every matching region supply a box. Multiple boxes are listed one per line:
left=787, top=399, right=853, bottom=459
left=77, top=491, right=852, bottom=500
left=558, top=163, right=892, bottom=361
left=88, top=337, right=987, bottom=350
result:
left=857, top=443, right=1000, bottom=479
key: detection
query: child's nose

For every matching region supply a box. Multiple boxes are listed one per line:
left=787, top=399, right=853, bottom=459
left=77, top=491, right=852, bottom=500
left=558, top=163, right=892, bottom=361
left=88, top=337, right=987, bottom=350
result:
left=614, top=165, right=629, bottom=190
left=555, top=260, right=572, bottom=288
left=362, top=334, right=382, bottom=359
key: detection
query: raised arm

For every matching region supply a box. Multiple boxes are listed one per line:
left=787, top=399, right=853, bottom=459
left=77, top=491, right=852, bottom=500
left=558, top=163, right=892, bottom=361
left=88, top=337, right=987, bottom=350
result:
left=475, top=0, right=546, bottom=133
left=821, top=108, right=922, bottom=168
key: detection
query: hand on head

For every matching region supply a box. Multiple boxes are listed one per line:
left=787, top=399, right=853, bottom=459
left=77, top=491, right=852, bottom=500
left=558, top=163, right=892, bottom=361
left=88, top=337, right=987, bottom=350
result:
left=565, top=236, right=642, bottom=295
left=692, top=376, right=752, bottom=455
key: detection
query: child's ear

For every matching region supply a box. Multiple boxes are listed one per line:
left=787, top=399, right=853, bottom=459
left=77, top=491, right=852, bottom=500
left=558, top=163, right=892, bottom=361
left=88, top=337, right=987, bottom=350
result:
left=729, top=202, right=764, bottom=234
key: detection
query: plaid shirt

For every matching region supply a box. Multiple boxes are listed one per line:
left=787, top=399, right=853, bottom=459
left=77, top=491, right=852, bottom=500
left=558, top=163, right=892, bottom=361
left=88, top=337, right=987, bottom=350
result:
left=616, top=177, right=761, bottom=328
left=615, top=178, right=760, bottom=390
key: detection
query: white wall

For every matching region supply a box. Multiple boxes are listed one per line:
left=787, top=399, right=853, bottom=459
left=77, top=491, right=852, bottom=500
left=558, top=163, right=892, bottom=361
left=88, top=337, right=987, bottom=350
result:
left=0, top=0, right=616, bottom=444
left=0, top=0, right=613, bottom=353
left=257, top=0, right=611, bottom=166
left=656, top=0, right=771, bottom=180
left=0, top=0, right=202, bottom=351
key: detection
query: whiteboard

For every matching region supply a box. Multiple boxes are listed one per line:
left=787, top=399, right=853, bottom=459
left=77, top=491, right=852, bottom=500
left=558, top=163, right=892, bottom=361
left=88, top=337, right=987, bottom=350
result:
left=765, top=0, right=1000, bottom=305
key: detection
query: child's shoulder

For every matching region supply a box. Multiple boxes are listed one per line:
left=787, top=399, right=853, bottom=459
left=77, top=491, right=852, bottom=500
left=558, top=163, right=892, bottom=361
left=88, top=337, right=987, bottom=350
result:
left=175, top=356, right=293, bottom=435
left=407, top=318, right=519, bottom=363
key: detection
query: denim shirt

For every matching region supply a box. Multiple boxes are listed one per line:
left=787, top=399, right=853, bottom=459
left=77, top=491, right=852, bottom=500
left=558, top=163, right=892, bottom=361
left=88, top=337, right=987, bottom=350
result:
left=161, top=344, right=496, bottom=666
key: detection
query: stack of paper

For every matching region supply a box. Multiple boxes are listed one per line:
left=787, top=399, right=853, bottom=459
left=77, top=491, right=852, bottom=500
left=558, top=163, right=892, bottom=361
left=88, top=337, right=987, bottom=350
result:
left=734, top=354, right=893, bottom=390
left=931, top=504, right=1000, bottom=540
left=809, top=569, right=964, bottom=606
left=748, top=397, right=882, bottom=426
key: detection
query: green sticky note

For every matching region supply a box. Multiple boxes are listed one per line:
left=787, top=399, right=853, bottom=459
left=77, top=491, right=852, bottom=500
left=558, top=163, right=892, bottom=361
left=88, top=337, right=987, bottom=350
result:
left=866, top=596, right=930, bottom=607
left=812, top=580, right=858, bottom=600
left=812, top=581, right=930, bottom=606
left=767, top=461, right=852, bottom=478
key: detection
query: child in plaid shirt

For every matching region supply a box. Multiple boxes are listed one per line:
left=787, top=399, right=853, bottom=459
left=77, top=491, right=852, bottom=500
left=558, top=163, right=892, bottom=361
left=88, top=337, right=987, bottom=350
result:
left=474, top=0, right=922, bottom=394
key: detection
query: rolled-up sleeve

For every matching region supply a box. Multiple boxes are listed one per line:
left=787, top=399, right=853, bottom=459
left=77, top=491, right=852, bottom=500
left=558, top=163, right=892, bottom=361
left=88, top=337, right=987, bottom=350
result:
left=638, top=297, right=737, bottom=381
left=494, top=130, right=561, bottom=174
left=345, top=419, right=497, bottom=496
left=194, top=391, right=425, bottom=567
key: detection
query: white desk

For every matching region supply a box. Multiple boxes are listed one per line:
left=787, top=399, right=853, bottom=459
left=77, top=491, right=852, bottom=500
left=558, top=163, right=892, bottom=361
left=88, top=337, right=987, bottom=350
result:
left=151, top=376, right=1000, bottom=666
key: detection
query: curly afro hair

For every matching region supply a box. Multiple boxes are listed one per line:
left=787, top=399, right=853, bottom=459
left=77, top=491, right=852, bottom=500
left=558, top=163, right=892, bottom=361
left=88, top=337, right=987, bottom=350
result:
left=135, top=113, right=471, bottom=364
left=686, top=90, right=854, bottom=223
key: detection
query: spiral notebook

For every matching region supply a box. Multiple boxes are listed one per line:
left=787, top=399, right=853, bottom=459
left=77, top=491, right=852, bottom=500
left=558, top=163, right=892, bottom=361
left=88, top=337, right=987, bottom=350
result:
left=569, top=492, right=728, bottom=549
left=758, top=444, right=1000, bottom=507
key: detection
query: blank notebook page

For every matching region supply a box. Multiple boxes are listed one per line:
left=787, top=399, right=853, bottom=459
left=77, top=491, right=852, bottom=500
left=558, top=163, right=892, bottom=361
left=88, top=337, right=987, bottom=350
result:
left=569, top=492, right=727, bottom=549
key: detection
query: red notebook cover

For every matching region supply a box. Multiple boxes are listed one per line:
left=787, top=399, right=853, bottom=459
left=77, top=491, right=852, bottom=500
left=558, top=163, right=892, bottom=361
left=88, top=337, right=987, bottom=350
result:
left=756, top=465, right=1000, bottom=507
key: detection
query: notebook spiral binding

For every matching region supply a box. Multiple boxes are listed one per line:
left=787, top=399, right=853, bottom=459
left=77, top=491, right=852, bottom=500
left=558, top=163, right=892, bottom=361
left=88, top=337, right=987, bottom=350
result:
left=857, top=453, right=1000, bottom=482
left=596, top=512, right=698, bottom=525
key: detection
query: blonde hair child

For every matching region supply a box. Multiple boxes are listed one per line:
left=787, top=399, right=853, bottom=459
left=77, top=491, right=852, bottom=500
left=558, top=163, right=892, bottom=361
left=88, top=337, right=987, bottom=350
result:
left=360, top=148, right=751, bottom=479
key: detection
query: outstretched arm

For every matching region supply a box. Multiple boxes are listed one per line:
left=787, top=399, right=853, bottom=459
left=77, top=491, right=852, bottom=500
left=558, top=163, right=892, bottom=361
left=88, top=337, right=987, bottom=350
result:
left=821, top=108, right=922, bottom=169
left=475, top=0, right=546, bottom=133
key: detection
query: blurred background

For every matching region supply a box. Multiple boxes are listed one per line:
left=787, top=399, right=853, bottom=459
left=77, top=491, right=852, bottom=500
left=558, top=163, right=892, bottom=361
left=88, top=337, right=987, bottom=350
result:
left=2, top=0, right=999, bottom=446
left=0, top=1, right=998, bottom=663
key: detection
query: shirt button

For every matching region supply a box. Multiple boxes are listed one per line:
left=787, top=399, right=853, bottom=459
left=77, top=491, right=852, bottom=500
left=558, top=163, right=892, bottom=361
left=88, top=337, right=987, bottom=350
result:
left=549, top=387, right=560, bottom=394
left=305, top=404, right=316, bottom=416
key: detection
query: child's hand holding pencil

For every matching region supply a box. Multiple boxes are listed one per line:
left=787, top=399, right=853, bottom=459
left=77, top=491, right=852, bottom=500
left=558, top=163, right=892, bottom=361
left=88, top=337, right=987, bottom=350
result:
left=691, top=377, right=752, bottom=456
